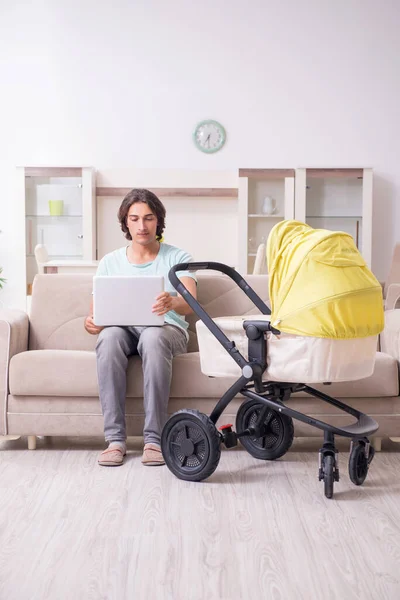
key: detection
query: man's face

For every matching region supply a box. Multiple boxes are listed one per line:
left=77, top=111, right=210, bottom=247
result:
left=126, top=202, right=158, bottom=246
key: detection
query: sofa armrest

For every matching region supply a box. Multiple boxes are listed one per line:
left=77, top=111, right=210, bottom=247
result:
left=380, top=308, right=400, bottom=365
left=0, top=310, right=29, bottom=434
left=385, top=284, right=400, bottom=310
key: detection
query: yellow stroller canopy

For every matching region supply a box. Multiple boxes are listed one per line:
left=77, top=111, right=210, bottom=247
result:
left=266, top=221, right=384, bottom=338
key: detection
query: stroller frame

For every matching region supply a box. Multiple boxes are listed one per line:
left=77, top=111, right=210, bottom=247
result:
left=163, top=262, right=379, bottom=498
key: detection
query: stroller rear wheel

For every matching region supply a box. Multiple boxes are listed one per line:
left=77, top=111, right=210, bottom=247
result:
left=236, top=399, right=294, bottom=460
left=161, top=409, right=221, bottom=482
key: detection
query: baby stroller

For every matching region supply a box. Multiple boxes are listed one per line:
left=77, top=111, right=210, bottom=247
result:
left=161, top=221, right=384, bottom=498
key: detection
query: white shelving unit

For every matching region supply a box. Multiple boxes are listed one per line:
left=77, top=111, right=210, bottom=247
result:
left=238, top=169, right=295, bottom=274
left=17, top=166, right=96, bottom=295
left=295, top=168, right=373, bottom=267
left=7, top=165, right=374, bottom=310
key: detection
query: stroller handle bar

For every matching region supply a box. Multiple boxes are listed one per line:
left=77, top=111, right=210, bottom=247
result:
left=169, top=262, right=271, bottom=370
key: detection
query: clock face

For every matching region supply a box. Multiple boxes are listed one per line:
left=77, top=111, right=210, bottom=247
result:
left=193, top=120, right=226, bottom=153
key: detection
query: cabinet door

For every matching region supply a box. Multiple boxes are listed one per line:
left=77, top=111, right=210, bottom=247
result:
left=22, top=167, right=96, bottom=294
left=82, top=167, right=97, bottom=261
left=25, top=176, right=83, bottom=251
left=295, top=168, right=372, bottom=267
left=238, top=170, right=295, bottom=274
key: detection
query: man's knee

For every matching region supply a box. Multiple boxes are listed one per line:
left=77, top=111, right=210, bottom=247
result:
left=138, top=327, right=171, bottom=356
left=95, top=327, right=129, bottom=354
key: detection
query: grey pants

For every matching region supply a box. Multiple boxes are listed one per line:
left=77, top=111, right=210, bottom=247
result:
left=95, top=325, right=187, bottom=445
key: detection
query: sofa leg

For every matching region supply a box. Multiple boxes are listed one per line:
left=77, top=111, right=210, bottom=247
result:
left=27, top=436, right=37, bottom=450
left=371, top=437, right=382, bottom=452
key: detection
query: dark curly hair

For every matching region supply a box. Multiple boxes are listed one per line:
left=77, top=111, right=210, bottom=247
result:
left=118, top=188, right=166, bottom=241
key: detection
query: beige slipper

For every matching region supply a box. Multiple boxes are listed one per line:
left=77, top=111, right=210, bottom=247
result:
left=142, top=443, right=165, bottom=466
left=98, top=447, right=126, bottom=467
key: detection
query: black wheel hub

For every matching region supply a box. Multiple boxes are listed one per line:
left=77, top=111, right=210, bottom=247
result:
left=169, top=421, right=208, bottom=469
left=180, top=438, right=195, bottom=456
left=248, top=408, right=282, bottom=449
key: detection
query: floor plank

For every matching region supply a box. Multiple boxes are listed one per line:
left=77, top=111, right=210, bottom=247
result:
left=0, top=436, right=399, bottom=600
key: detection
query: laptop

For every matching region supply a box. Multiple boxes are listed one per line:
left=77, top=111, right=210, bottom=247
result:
left=93, top=276, right=165, bottom=326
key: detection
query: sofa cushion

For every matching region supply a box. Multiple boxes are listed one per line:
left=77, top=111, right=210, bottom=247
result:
left=9, top=350, right=238, bottom=398
left=28, top=273, right=270, bottom=353
left=9, top=349, right=398, bottom=399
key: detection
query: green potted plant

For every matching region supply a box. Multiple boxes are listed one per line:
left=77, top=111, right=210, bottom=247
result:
left=0, top=267, right=6, bottom=289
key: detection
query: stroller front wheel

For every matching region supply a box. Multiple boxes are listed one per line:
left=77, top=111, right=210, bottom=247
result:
left=236, top=399, right=294, bottom=460
left=161, top=409, right=221, bottom=482
left=323, top=454, right=335, bottom=498
left=348, top=441, right=370, bottom=486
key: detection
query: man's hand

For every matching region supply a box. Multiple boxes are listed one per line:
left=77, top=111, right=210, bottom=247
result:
left=152, top=291, right=174, bottom=316
left=84, top=315, right=104, bottom=335
left=152, top=278, right=196, bottom=317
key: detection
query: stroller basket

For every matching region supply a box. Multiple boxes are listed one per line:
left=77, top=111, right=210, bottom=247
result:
left=161, top=261, right=380, bottom=498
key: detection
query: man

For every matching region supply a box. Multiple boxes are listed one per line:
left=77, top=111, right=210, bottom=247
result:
left=85, top=188, right=197, bottom=467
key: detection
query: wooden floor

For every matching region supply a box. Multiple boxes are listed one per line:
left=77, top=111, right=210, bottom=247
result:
left=0, top=436, right=399, bottom=600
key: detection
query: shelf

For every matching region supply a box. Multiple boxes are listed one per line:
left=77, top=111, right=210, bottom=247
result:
left=96, top=187, right=238, bottom=198
left=29, top=184, right=82, bottom=188
left=27, top=254, right=83, bottom=258
left=305, top=168, right=364, bottom=178
left=307, top=215, right=362, bottom=218
left=24, top=167, right=83, bottom=177
left=248, top=214, right=284, bottom=218
left=26, top=215, right=83, bottom=218
left=239, top=169, right=295, bottom=179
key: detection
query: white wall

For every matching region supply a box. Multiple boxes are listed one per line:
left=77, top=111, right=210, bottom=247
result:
left=96, top=169, right=239, bottom=265
left=1, top=0, right=400, bottom=308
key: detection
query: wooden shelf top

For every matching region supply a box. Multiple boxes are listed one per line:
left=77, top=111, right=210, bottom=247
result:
left=239, top=169, right=295, bottom=179
left=24, top=167, right=83, bottom=177
left=248, top=214, right=284, bottom=218
left=304, top=168, right=364, bottom=178
left=96, top=187, right=238, bottom=198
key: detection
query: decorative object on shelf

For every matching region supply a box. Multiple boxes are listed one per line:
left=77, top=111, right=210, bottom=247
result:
left=253, top=243, right=267, bottom=274
left=49, top=200, right=64, bottom=216
left=34, top=244, right=49, bottom=275
left=261, top=196, right=277, bottom=215
left=193, top=119, right=226, bottom=153
left=248, top=237, right=258, bottom=254
left=248, top=237, right=257, bottom=253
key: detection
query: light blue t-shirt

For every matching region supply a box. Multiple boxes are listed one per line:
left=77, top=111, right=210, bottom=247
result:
left=95, top=243, right=197, bottom=336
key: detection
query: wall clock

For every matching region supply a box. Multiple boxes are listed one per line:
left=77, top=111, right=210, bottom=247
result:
left=193, top=119, right=226, bottom=153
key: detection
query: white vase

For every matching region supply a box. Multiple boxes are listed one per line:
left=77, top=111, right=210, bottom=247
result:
left=262, top=196, right=276, bottom=215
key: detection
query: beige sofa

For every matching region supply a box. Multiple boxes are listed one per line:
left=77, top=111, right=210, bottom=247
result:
left=1, top=273, right=400, bottom=450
